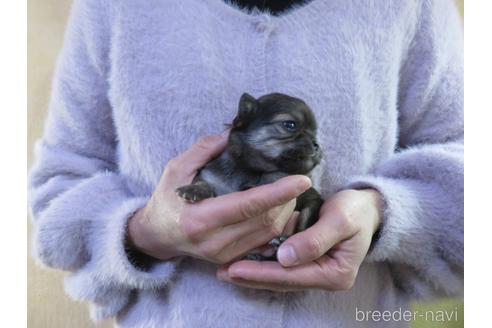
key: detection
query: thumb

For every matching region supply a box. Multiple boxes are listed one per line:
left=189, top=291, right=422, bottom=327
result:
left=276, top=216, right=339, bottom=267
left=173, top=131, right=229, bottom=179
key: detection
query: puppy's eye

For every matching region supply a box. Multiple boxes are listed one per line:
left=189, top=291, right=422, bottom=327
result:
left=282, top=121, right=297, bottom=130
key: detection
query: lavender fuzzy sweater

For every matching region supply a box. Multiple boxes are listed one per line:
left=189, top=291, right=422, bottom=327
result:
left=28, top=0, right=463, bottom=327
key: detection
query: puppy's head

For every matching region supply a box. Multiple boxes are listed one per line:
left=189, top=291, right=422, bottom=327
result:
left=228, top=92, right=321, bottom=175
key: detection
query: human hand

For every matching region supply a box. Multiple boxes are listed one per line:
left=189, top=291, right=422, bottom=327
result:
left=127, top=132, right=312, bottom=264
left=216, top=189, right=382, bottom=291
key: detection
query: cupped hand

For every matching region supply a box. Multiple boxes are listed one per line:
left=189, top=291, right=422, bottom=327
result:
left=127, top=132, right=312, bottom=264
left=216, top=189, right=383, bottom=291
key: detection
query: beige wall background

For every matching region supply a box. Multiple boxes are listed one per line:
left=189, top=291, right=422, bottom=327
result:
left=27, top=1, right=464, bottom=327
left=27, top=1, right=113, bottom=327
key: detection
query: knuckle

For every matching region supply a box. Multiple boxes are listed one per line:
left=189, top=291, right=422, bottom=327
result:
left=268, top=219, right=284, bottom=236
left=335, top=209, right=357, bottom=235
left=200, top=248, right=215, bottom=260
left=305, top=236, right=324, bottom=258
left=261, top=211, right=276, bottom=227
left=200, top=244, right=222, bottom=261
left=214, top=253, right=232, bottom=265
left=196, top=136, right=217, bottom=150
left=239, top=201, right=265, bottom=219
left=180, top=217, right=205, bottom=241
left=165, top=158, right=180, bottom=174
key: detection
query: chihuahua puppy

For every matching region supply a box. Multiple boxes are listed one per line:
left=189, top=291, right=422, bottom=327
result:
left=176, top=92, right=323, bottom=259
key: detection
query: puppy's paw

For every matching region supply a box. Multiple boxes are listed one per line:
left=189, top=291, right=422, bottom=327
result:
left=242, top=253, right=276, bottom=261
left=296, top=200, right=322, bottom=231
left=176, top=184, right=215, bottom=203
left=243, top=253, right=267, bottom=261
left=296, top=207, right=317, bottom=231
left=268, top=236, right=288, bottom=249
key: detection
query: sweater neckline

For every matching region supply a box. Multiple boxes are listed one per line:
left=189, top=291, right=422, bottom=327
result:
left=220, top=0, right=314, bottom=17
left=207, top=0, right=325, bottom=22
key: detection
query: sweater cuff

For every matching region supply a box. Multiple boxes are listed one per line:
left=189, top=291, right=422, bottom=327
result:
left=345, top=175, right=437, bottom=263
left=91, top=196, right=182, bottom=289
left=64, top=196, right=182, bottom=320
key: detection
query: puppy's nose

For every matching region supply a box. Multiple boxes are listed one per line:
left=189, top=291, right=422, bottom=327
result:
left=306, top=141, right=320, bottom=158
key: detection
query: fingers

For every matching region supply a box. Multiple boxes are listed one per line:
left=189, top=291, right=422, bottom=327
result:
left=218, top=202, right=296, bottom=245
left=193, top=175, right=311, bottom=229
left=217, top=259, right=328, bottom=290
left=213, top=209, right=299, bottom=263
left=218, top=254, right=358, bottom=291
left=186, top=207, right=295, bottom=264
left=183, top=199, right=296, bottom=252
left=165, top=132, right=229, bottom=185
left=215, top=274, right=304, bottom=292
left=213, top=226, right=280, bottom=263
left=282, top=211, right=300, bottom=235
left=276, top=205, right=357, bottom=267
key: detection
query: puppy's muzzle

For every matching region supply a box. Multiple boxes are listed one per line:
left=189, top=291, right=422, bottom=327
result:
left=308, top=141, right=320, bottom=157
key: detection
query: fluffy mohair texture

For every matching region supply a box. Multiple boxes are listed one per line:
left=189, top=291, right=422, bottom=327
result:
left=28, top=0, right=463, bottom=327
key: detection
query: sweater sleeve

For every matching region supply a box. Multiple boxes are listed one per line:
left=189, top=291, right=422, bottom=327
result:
left=28, top=0, right=181, bottom=321
left=345, top=0, right=463, bottom=299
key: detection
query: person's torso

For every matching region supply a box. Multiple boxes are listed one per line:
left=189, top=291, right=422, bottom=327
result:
left=106, top=1, right=419, bottom=326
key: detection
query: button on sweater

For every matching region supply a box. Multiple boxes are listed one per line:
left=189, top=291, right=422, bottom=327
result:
left=28, top=0, right=463, bottom=327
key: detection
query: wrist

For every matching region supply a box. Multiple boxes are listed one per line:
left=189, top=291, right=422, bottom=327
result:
left=356, top=188, right=383, bottom=235
left=127, top=205, right=178, bottom=261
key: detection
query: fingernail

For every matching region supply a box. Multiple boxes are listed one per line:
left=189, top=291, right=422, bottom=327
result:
left=296, top=176, right=312, bottom=193
left=277, top=245, right=299, bottom=266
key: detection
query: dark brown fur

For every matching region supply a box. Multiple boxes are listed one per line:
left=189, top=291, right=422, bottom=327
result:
left=177, top=93, right=324, bottom=260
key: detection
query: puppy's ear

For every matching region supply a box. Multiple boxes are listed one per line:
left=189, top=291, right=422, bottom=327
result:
left=233, top=93, right=258, bottom=128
